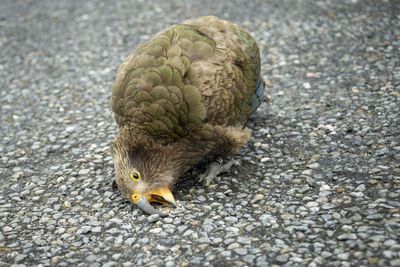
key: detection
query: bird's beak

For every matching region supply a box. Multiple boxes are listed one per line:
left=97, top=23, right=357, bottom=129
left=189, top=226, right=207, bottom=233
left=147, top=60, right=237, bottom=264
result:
left=147, top=187, right=177, bottom=207
left=132, top=187, right=177, bottom=217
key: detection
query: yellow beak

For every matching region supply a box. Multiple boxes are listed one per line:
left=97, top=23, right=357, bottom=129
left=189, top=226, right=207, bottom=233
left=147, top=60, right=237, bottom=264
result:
left=131, top=187, right=177, bottom=217
left=131, top=186, right=176, bottom=207
left=146, top=187, right=177, bottom=206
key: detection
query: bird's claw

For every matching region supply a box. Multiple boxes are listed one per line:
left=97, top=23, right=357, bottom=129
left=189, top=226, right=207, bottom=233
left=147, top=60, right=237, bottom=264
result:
left=198, top=159, right=235, bottom=187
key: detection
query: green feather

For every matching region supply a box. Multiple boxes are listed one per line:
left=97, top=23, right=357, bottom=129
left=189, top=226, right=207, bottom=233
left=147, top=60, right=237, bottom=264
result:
left=111, top=16, right=263, bottom=145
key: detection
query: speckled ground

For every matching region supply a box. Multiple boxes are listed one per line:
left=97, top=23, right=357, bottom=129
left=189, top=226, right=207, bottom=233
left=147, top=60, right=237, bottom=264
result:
left=1, top=0, right=399, bottom=266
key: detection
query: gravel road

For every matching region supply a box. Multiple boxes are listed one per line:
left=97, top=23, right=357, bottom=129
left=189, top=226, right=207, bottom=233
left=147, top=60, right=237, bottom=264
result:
left=1, top=0, right=399, bottom=266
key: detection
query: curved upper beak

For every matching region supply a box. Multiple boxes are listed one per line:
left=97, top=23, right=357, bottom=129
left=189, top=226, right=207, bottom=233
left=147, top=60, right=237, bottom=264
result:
left=147, top=187, right=177, bottom=207
left=132, top=187, right=177, bottom=217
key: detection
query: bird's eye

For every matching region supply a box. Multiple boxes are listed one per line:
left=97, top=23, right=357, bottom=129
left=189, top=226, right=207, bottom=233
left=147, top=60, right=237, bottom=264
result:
left=130, top=170, right=141, bottom=181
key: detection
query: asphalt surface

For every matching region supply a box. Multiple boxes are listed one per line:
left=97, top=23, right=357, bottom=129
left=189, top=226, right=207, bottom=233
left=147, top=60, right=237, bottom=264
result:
left=1, top=0, right=399, bottom=266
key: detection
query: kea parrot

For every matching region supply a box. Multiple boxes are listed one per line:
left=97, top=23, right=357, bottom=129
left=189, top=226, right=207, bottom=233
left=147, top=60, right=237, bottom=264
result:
left=110, top=16, right=264, bottom=217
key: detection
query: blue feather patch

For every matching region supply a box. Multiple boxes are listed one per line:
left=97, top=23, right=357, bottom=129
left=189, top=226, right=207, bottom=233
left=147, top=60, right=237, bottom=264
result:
left=250, top=72, right=264, bottom=115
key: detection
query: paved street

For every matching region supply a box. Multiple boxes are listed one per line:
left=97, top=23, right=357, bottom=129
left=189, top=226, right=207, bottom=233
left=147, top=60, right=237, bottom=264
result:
left=0, top=0, right=399, bottom=266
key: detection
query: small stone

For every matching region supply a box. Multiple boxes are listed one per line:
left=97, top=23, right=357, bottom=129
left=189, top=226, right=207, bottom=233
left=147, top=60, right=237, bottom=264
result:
left=147, top=214, right=160, bottom=223
left=109, top=253, right=120, bottom=261
left=355, top=184, right=366, bottom=192
left=280, top=247, right=294, bottom=254
left=390, top=259, right=400, bottom=266
left=383, top=250, right=394, bottom=259
left=183, top=230, right=194, bottom=237
left=159, top=238, right=176, bottom=246
left=276, top=254, right=289, bottom=263
left=77, top=226, right=91, bottom=235
left=212, top=237, right=223, bottom=245
left=197, top=195, right=206, bottom=202
left=198, top=236, right=211, bottom=244
left=227, top=242, right=240, bottom=249
left=12, top=171, right=24, bottom=179
left=103, top=261, right=118, bottom=267
left=15, top=254, right=28, bottom=262
left=366, top=213, right=383, bottom=220
left=280, top=213, right=294, bottom=220
left=321, top=251, right=332, bottom=258
left=337, top=233, right=357, bottom=240
left=225, top=216, right=238, bottom=224
left=124, top=238, right=135, bottom=246
left=306, top=201, right=319, bottom=208
left=237, top=236, right=252, bottom=245
left=254, top=194, right=264, bottom=200
left=350, top=191, right=364, bottom=198
left=78, top=169, right=90, bottom=175
left=86, top=255, right=97, bottom=262
left=307, top=163, right=320, bottom=169
left=384, top=239, right=397, bottom=247
left=243, top=255, right=255, bottom=264
left=138, top=237, right=149, bottom=244
left=92, top=203, right=103, bottom=209
left=220, top=250, right=231, bottom=257
left=259, top=215, right=272, bottom=227
left=234, top=248, right=248, bottom=256
left=91, top=227, right=101, bottom=233
left=320, top=184, right=330, bottom=191
left=337, top=253, right=349, bottom=260
left=224, top=238, right=235, bottom=245
left=177, top=225, right=188, bottom=233
left=149, top=227, right=162, bottom=234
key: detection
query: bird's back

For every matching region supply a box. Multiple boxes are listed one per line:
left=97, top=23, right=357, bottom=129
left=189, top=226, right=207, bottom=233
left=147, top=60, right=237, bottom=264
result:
left=183, top=16, right=264, bottom=125
left=111, top=16, right=263, bottom=142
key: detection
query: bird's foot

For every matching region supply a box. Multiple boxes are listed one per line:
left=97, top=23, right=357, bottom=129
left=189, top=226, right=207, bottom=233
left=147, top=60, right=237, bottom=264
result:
left=198, top=158, right=235, bottom=187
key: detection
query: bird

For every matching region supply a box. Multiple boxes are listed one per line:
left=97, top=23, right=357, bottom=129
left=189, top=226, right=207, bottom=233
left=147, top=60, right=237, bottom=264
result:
left=110, top=16, right=264, bottom=217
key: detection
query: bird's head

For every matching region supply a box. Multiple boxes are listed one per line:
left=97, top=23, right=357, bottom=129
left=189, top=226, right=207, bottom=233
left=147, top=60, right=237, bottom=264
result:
left=110, top=130, right=178, bottom=217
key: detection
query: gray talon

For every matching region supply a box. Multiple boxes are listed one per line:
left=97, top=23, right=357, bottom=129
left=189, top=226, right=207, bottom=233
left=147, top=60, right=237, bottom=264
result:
left=199, top=159, right=235, bottom=186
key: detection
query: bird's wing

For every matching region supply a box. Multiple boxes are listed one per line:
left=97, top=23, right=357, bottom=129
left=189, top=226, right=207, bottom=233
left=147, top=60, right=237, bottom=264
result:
left=110, top=24, right=214, bottom=142
left=183, top=16, right=264, bottom=126
left=111, top=17, right=263, bottom=142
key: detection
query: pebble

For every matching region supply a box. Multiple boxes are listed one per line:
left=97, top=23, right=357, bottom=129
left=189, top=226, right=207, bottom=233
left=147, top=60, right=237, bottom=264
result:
left=305, top=201, right=319, bottom=208
left=149, top=227, right=163, bottom=234
left=243, top=255, right=255, bottom=264
left=15, top=254, right=28, bottom=262
left=307, top=163, right=320, bottom=169
left=225, top=216, right=238, bottom=224
left=86, top=255, right=97, bottom=262
left=78, top=169, right=91, bottom=175
left=234, top=248, right=248, bottom=256
left=337, top=233, right=357, bottom=240
left=147, top=214, right=160, bottom=223
left=124, top=238, right=136, bottom=246
left=303, top=82, right=311, bottom=89
left=337, top=253, right=350, bottom=260
left=276, top=254, right=289, bottom=263
left=63, top=201, right=72, bottom=208
left=237, top=236, right=252, bottom=245
left=302, top=170, right=313, bottom=175
left=390, top=259, right=400, bottom=266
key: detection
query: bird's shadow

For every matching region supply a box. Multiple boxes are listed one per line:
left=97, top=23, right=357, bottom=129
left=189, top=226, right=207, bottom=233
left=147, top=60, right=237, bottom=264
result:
left=172, top=103, right=271, bottom=199
left=172, top=158, right=209, bottom=197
